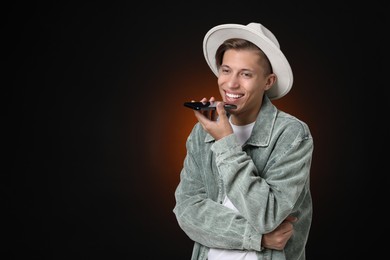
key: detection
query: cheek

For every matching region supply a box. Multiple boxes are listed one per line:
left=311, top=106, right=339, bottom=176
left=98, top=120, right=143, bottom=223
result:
left=218, top=87, right=225, bottom=98
left=217, top=78, right=225, bottom=91
left=243, top=84, right=263, bottom=99
left=217, top=76, right=223, bottom=86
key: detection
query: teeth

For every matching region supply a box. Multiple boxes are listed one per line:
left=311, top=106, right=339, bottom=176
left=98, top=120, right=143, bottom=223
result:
left=226, top=93, right=243, bottom=99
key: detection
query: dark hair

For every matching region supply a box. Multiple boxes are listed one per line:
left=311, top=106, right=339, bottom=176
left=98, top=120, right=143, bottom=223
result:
left=215, top=38, right=273, bottom=75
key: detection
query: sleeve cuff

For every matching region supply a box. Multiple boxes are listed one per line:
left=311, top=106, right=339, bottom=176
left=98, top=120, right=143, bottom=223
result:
left=243, top=223, right=262, bottom=251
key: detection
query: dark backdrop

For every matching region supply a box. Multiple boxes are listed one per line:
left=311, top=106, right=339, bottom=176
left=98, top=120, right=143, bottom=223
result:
left=4, top=2, right=385, bottom=259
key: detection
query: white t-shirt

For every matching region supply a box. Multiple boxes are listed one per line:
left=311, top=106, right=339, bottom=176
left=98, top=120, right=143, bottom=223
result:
left=208, top=120, right=257, bottom=260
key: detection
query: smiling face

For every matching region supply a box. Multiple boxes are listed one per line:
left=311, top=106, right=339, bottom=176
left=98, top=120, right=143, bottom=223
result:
left=217, top=48, right=276, bottom=125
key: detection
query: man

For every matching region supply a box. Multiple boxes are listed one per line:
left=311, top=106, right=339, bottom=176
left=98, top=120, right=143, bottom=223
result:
left=174, top=22, right=314, bottom=260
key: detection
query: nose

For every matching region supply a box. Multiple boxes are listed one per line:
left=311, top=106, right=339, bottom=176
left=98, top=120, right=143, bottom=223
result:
left=226, top=74, right=240, bottom=89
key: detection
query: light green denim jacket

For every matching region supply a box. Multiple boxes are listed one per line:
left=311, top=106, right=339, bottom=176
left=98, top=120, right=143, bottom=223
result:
left=173, top=96, right=314, bottom=260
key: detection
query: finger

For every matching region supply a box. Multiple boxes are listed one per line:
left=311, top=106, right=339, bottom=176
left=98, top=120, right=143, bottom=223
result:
left=279, top=222, right=294, bottom=234
left=282, top=229, right=294, bottom=240
left=216, top=102, right=227, bottom=121
left=285, top=215, right=298, bottom=223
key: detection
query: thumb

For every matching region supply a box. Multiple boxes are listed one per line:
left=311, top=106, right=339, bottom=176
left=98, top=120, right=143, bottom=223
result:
left=216, top=102, right=228, bottom=121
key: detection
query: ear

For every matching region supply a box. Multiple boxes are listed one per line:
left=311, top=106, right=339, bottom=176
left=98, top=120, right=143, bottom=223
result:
left=264, top=74, right=276, bottom=91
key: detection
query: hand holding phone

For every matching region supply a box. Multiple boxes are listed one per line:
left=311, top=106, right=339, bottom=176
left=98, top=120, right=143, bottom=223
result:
left=185, top=100, right=235, bottom=138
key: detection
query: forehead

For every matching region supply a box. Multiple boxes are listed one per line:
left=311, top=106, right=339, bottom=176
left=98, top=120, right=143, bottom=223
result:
left=222, top=49, right=262, bottom=70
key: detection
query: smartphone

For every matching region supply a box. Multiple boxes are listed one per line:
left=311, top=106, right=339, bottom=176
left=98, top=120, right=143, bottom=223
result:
left=184, top=101, right=237, bottom=111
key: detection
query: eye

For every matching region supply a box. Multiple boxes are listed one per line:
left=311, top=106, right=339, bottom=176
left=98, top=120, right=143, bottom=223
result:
left=241, top=72, right=252, bottom=78
left=221, top=68, right=230, bottom=74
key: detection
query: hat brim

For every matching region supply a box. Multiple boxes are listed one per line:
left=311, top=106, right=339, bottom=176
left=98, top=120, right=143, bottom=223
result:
left=203, top=24, right=293, bottom=100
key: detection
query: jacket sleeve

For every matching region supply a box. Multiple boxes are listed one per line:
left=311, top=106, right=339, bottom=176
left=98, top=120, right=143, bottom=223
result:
left=173, top=124, right=263, bottom=251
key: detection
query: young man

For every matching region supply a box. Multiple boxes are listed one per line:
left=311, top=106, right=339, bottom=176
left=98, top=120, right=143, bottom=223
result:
left=174, top=22, right=314, bottom=260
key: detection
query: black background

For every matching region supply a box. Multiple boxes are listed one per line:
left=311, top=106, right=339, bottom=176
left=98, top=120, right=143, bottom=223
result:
left=4, top=2, right=386, bottom=259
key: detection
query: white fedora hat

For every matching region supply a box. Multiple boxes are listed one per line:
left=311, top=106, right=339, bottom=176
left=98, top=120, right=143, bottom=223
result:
left=203, top=22, right=293, bottom=100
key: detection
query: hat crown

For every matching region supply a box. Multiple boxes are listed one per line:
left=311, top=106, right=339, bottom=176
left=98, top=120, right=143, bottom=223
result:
left=247, top=22, right=280, bottom=49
